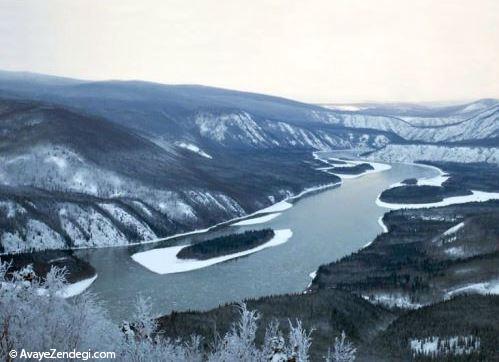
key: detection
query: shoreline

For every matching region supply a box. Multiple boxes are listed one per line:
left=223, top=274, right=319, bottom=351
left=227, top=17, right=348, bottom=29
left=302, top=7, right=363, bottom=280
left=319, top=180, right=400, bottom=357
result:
left=2, top=150, right=394, bottom=257
left=231, top=213, right=282, bottom=226
left=130, top=151, right=393, bottom=272
left=60, top=274, right=98, bottom=298
left=0, top=181, right=340, bottom=257
left=376, top=190, right=499, bottom=210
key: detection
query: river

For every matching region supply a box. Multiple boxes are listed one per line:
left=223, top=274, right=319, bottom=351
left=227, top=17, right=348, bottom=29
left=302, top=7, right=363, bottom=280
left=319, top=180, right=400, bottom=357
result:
left=75, top=154, right=437, bottom=321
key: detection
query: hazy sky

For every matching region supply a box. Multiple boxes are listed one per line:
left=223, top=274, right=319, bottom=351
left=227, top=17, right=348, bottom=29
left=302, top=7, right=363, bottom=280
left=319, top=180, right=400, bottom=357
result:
left=1, top=0, right=498, bottom=103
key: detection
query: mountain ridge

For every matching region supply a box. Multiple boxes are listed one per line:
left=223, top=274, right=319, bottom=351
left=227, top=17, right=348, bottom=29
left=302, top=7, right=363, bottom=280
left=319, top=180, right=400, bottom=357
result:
left=1, top=71, right=498, bottom=252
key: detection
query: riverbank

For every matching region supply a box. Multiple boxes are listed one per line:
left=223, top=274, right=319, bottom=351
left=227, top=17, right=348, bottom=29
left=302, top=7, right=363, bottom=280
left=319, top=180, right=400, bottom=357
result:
left=71, top=155, right=428, bottom=321
left=154, top=197, right=499, bottom=359
left=309, top=200, right=499, bottom=306
left=377, top=161, right=499, bottom=206
left=131, top=152, right=393, bottom=273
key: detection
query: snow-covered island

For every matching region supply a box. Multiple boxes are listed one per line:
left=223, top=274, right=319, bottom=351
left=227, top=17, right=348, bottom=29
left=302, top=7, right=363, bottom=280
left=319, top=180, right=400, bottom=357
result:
left=313, top=153, right=392, bottom=180
left=176, top=229, right=275, bottom=260
left=376, top=162, right=499, bottom=209
left=132, top=229, right=293, bottom=274
left=377, top=190, right=499, bottom=210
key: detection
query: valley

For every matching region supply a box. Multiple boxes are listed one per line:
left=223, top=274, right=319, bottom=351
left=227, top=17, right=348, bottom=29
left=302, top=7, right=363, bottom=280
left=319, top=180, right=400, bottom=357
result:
left=67, top=157, right=435, bottom=320
left=153, top=162, right=499, bottom=361
left=0, top=71, right=498, bottom=361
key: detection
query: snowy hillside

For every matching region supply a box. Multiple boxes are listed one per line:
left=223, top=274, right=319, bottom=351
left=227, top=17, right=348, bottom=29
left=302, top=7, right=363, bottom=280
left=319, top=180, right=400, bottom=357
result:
left=317, top=99, right=499, bottom=144
left=0, top=71, right=497, bottom=252
left=366, top=144, right=499, bottom=164
left=193, top=111, right=390, bottom=149
left=0, top=97, right=342, bottom=253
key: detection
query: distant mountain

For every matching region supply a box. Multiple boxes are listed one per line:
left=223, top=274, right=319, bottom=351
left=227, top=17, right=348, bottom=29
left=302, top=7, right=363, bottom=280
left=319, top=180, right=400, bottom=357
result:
left=319, top=99, right=499, bottom=145
left=322, top=98, right=498, bottom=117
left=0, top=71, right=394, bottom=150
left=3, top=71, right=497, bottom=148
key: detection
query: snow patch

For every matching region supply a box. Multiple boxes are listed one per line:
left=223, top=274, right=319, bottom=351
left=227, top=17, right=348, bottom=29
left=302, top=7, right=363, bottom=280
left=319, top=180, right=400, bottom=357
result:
left=418, top=174, right=449, bottom=187
left=44, top=155, right=67, bottom=169
left=99, top=203, right=156, bottom=241
left=446, top=279, right=499, bottom=297
left=231, top=213, right=281, bottom=226
left=59, top=275, right=98, bottom=298
left=377, top=216, right=388, bottom=233
left=177, top=142, right=212, bottom=159
left=362, top=293, right=423, bottom=309
left=258, top=201, right=293, bottom=213
left=410, top=336, right=480, bottom=357
left=443, top=222, right=465, bottom=236
left=445, top=246, right=465, bottom=257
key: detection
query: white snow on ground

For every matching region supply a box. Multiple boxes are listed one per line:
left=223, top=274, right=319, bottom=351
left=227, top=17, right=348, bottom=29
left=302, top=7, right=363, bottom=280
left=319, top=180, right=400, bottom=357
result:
left=445, top=246, right=465, bottom=257
left=0, top=201, right=25, bottom=218
left=1, top=220, right=66, bottom=253
left=132, top=201, right=153, bottom=217
left=48, top=256, right=69, bottom=263
left=291, top=181, right=342, bottom=199
left=258, top=201, right=293, bottom=213
left=377, top=216, right=388, bottom=233
left=314, top=155, right=392, bottom=180
left=384, top=163, right=446, bottom=189
left=304, top=270, right=318, bottom=290
left=231, top=213, right=281, bottom=226
left=363, top=216, right=387, bottom=247
left=362, top=293, right=423, bottom=309
left=367, top=144, right=499, bottom=164
left=376, top=191, right=499, bottom=210
left=60, top=205, right=129, bottom=248
left=417, top=174, right=449, bottom=187
left=446, top=279, right=499, bottom=297
left=410, top=336, right=480, bottom=356
left=363, top=240, right=374, bottom=248
left=44, top=155, right=67, bottom=169
left=443, top=222, right=465, bottom=236
left=177, top=142, right=212, bottom=159
left=59, top=275, right=98, bottom=298
left=99, top=203, right=156, bottom=241
left=132, top=229, right=293, bottom=274
left=160, top=199, right=196, bottom=221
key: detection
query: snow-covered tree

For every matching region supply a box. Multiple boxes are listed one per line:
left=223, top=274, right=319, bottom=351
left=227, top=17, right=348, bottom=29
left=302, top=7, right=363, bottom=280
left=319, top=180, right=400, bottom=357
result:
left=208, top=303, right=262, bottom=361
left=0, top=262, right=323, bottom=361
left=288, top=320, right=313, bottom=362
left=263, top=320, right=287, bottom=361
left=326, top=331, right=357, bottom=362
left=0, top=262, right=119, bottom=359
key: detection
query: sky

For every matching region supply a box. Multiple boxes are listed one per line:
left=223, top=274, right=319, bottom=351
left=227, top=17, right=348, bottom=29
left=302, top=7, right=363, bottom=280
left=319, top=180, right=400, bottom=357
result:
left=1, top=0, right=498, bottom=103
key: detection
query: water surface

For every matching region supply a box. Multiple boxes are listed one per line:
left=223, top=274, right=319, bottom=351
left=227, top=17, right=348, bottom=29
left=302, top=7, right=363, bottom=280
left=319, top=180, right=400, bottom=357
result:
left=76, top=156, right=436, bottom=321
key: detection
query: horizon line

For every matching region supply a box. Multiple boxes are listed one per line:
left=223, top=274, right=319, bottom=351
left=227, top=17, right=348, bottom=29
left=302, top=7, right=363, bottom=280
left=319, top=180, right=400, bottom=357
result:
left=0, top=68, right=497, bottom=106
